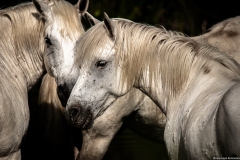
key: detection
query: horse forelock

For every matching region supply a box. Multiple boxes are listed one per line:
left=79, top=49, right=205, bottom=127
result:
left=50, top=0, right=84, bottom=40
left=76, top=19, right=240, bottom=96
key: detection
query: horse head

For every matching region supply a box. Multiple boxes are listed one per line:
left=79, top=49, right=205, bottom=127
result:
left=33, top=0, right=89, bottom=106
left=65, top=13, right=133, bottom=129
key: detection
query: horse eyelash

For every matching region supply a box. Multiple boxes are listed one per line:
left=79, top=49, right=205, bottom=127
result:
left=96, top=60, right=108, bottom=69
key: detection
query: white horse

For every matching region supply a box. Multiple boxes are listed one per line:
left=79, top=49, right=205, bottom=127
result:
left=0, top=0, right=86, bottom=159
left=66, top=13, right=240, bottom=159
left=79, top=14, right=240, bottom=160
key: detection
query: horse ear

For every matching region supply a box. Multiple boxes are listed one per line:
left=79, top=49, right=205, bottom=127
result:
left=85, top=12, right=100, bottom=26
left=103, top=12, right=115, bottom=40
left=75, top=0, right=89, bottom=16
left=33, top=0, right=53, bottom=21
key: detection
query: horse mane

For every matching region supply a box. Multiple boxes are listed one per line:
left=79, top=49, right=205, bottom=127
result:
left=0, top=2, right=45, bottom=57
left=77, top=19, right=240, bottom=96
left=0, top=2, right=45, bottom=85
left=38, top=74, right=63, bottom=112
left=37, top=74, right=67, bottom=145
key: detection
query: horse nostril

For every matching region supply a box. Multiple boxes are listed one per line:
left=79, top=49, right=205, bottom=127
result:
left=69, top=107, right=80, bottom=118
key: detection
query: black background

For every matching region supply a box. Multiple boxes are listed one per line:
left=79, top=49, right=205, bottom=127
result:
left=1, top=0, right=240, bottom=36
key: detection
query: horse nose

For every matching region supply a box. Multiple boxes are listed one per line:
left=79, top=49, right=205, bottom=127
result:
left=65, top=105, right=81, bottom=126
left=65, top=103, right=94, bottom=129
left=57, top=84, right=69, bottom=107
left=68, top=107, right=80, bottom=119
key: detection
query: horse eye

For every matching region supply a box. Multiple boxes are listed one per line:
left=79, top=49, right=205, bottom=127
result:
left=44, top=36, right=52, bottom=45
left=96, top=60, right=108, bottom=69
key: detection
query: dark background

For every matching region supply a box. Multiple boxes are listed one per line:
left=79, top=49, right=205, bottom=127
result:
left=1, top=0, right=240, bottom=36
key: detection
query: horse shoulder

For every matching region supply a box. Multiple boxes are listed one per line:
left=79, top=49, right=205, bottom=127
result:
left=217, top=82, right=240, bottom=156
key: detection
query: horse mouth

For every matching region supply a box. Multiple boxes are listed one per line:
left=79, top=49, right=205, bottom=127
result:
left=66, top=94, right=116, bottom=130
left=80, top=113, right=94, bottom=130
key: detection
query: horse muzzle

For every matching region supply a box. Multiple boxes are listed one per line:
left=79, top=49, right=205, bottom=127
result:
left=65, top=103, right=94, bottom=130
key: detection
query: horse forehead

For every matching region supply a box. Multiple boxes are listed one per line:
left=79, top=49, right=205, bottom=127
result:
left=86, top=41, right=115, bottom=59
left=100, top=43, right=115, bottom=55
left=47, top=19, right=80, bottom=40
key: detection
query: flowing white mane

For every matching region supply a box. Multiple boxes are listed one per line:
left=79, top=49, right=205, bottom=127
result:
left=76, top=19, right=240, bottom=96
left=0, top=2, right=45, bottom=87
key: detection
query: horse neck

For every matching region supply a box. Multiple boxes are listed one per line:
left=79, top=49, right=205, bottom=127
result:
left=0, top=7, right=45, bottom=91
left=134, top=38, right=240, bottom=115
left=136, top=65, right=171, bottom=114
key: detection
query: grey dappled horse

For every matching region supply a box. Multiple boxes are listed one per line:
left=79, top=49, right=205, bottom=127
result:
left=66, top=13, right=240, bottom=159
